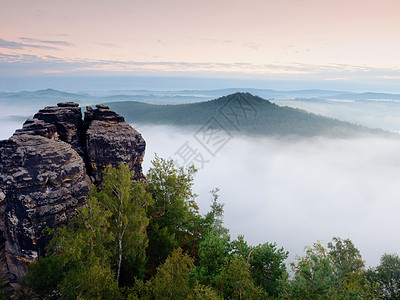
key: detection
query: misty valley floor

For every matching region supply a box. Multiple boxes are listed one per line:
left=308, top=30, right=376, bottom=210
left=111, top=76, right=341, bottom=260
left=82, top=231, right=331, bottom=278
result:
left=138, top=124, right=400, bottom=267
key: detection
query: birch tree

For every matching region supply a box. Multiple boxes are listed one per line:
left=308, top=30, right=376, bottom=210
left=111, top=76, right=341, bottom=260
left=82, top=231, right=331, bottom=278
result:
left=96, top=162, right=153, bottom=285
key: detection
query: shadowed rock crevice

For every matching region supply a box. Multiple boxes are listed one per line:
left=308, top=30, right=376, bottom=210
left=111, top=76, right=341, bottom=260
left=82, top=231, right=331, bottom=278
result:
left=0, top=102, right=146, bottom=288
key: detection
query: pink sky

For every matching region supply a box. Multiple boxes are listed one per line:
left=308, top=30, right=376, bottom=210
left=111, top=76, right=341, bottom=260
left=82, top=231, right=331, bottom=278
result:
left=1, top=0, right=400, bottom=87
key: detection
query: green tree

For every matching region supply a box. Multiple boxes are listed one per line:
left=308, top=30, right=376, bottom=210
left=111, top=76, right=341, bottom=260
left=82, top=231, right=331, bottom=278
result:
left=289, top=242, right=338, bottom=299
left=189, top=282, right=222, bottom=300
left=287, top=238, right=376, bottom=299
left=58, top=263, right=121, bottom=300
left=232, top=236, right=288, bottom=297
left=215, top=256, right=267, bottom=300
left=180, top=210, right=213, bottom=263
left=327, top=237, right=364, bottom=279
left=147, top=248, right=195, bottom=299
left=366, top=253, right=400, bottom=299
left=191, top=232, right=231, bottom=287
left=205, top=188, right=229, bottom=237
left=94, top=162, right=153, bottom=284
left=24, top=163, right=151, bottom=297
left=22, top=255, right=65, bottom=299
left=146, top=155, right=197, bottom=275
left=327, top=237, right=373, bottom=298
left=23, top=195, right=119, bottom=299
left=181, top=188, right=228, bottom=263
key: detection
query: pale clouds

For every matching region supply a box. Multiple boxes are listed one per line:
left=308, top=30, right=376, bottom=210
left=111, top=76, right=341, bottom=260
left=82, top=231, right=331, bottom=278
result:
left=1, top=0, right=400, bottom=78
left=0, top=52, right=400, bottom=86
left=19, top=37, right=74, bottom=47
left=0, top=38, right=58, bottom=50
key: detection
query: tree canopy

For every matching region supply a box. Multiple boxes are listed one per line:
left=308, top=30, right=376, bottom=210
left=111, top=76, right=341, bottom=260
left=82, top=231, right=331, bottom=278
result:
left=21, top=158, right=400, bottom=299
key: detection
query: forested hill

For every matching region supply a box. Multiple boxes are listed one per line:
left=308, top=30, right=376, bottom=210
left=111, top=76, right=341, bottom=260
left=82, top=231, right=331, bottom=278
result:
left=105, top=92, right=384, bottom=137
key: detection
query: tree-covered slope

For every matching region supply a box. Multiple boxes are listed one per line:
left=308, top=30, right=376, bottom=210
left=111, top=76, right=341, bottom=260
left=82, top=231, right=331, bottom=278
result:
left=105, top=92, right=384, bottom=136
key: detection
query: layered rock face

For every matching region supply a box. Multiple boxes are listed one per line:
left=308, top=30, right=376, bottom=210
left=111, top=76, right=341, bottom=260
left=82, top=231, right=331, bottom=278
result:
left=0, top=135, right=90, bottom=286
left=0, top=102, right=145, bottom=287
left=33, top=102, right=84, bottom=156
left=85, top=105, right=146, bottom=183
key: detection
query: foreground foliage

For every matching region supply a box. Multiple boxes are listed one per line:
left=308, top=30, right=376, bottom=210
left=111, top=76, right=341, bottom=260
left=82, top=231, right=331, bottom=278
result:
left=22, top=158, right=400, bottom=299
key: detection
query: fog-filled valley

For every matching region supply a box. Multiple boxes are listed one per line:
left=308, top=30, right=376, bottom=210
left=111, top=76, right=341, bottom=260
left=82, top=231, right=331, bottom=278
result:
left=2, top=90, right=400, bottom=268
left=272, top=98, right=400, bottom=133
left=138, top=124, right=400, bottom=267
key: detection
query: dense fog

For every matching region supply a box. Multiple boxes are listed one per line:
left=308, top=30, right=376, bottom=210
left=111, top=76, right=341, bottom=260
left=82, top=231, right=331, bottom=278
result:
left=272, top=98, right=400, bottom=133
left=137, top=124, right=400, bottom=267
left=0, top=101, right=51, bottom=140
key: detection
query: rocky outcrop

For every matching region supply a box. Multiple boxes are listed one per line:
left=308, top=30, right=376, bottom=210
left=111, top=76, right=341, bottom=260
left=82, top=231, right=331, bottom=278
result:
left=85, top=105, right=146, bottom=183
left=33, top=102, right=84, bottom=156
left=14, top=118, right=58, bottom=140
left=0, top=135, right=90, bottom=287
left=0, top=102, right=146, bottom=288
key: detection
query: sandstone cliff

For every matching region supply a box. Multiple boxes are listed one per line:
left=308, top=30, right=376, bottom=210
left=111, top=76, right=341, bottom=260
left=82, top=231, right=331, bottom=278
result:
left=0, top=102, right=145, bottom=288
left=84, top=104, right=146, bottom=183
